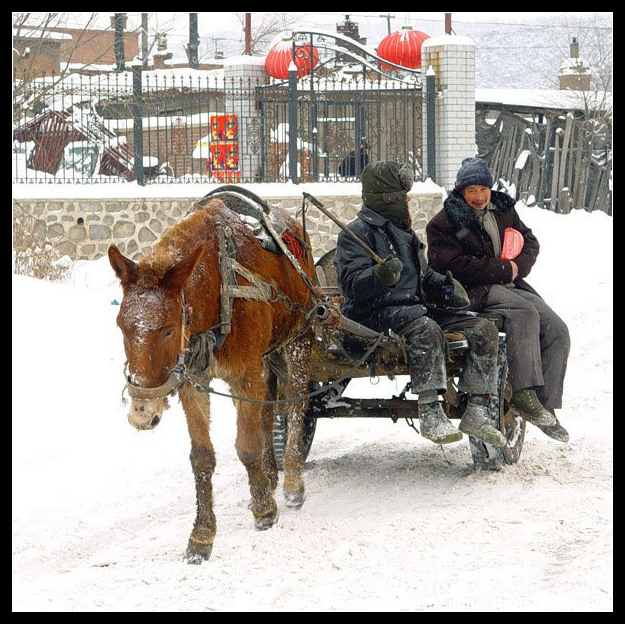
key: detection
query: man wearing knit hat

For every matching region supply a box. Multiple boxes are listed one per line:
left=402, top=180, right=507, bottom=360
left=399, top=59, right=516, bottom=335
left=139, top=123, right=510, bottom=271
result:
left=335, top=161, right=507, bottom=448
left=426, top=158, right=570, bottom=442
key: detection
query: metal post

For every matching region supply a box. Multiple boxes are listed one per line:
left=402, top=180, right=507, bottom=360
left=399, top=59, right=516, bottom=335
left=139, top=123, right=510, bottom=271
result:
left=426, top=66, right=436, bottom=183
left=355, top=105, right=365, bottom=177
left=114, top=13, right=125, bottom=72
left=310, top=33, right=317, bottom=181
left=141, top=14, right=148, bottom=70
left=132, top=65, right=144, bottom=186
left=188, top=13, right=199, bottom=69
left=288, top=60, right=298, bottom=184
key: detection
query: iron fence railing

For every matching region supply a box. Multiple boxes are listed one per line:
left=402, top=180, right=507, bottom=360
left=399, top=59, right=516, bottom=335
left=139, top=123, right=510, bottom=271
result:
left=12, top=71, right=423, bottom=185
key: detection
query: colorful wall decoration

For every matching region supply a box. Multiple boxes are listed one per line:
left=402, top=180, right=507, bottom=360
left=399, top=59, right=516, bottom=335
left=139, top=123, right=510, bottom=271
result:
left=209, top=114, right=240, bottom=182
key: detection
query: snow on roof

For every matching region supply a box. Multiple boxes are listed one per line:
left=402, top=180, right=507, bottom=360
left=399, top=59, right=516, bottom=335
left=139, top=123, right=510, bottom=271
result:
left=422, top=34, right=475, bottom=48
left=13, top=27, right=73, bottom=41
left=222, top=55, right=266, bottom=67
left=476, top=88, right=611, bottom=112
left=560, top=57, right=591, bottom=75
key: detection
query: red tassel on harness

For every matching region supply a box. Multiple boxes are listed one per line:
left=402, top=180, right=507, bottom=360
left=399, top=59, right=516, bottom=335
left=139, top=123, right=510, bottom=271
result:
left=280, top=230, right=305, bottom=261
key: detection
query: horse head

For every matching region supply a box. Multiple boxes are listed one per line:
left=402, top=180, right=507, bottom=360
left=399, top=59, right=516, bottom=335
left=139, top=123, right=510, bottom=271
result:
left=108, top=243, right=204, bottom=430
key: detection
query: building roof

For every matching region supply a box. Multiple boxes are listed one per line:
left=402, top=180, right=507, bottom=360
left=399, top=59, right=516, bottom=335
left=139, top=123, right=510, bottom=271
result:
left=13, top=27, right=73, bottom=41
left=476, top=88, right=612, bottom=113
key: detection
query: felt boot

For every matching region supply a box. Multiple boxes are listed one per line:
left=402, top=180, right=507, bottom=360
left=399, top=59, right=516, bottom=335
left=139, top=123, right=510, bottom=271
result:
left=418, top=402, right=463, bottom=445
left=459, top=398, right=506, bottom=447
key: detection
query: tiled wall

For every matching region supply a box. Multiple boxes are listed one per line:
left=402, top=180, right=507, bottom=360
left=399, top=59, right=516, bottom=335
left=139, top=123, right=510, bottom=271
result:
left=422, top=35, right=476, bottom=190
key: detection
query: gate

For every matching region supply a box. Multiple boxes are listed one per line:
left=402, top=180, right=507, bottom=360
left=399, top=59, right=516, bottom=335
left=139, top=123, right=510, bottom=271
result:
left=256, top=29, right=424, bottom=184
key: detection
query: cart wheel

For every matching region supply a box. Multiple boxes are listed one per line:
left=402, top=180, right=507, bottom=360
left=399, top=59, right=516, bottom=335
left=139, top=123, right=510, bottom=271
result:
left=468, top=341, right=526, bottom=470
left=272, top=383, right=318, bottom=471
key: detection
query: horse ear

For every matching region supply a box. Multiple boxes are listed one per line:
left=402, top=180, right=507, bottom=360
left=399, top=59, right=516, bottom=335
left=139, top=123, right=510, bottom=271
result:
left=161, top=243, right=205, bottom=292
left=108, top=244, right=137, bottom=285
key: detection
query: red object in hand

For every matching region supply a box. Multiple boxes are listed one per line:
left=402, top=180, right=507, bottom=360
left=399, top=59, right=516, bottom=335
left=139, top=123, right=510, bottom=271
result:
left=501, top=228, right=524, bottom=260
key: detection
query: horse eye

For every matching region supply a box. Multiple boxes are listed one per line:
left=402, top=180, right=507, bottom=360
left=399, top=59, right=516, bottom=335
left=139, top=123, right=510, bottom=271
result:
left=162, top=329, right=174, bottom=338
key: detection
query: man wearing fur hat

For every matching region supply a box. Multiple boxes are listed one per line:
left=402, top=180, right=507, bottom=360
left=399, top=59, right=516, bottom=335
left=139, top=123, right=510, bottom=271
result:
left=426, top=157, right=570, bottom=442
left=335, top=161, right=506, bottom=447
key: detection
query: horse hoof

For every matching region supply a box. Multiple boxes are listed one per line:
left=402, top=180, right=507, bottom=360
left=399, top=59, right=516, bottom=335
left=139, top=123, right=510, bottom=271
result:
left=254, top=510, right=279, bottom=531
left=284, top=490, right=305, bottom=509
left=185, top=542, right=212, bottom=564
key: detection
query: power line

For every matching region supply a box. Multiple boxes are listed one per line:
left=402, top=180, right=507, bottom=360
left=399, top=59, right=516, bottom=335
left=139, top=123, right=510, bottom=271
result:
left=296, top=11, right=612, bottom=30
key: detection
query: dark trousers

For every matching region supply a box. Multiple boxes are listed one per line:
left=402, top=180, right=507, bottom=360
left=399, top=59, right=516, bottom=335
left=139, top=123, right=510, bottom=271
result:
left=397, top=313, right=499, bottom=398
left=483, top=285, right=570, bottom=409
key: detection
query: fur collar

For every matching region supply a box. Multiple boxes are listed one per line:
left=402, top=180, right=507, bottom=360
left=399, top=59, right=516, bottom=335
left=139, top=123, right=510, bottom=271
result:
left=443, top=189, right=515, bottom=232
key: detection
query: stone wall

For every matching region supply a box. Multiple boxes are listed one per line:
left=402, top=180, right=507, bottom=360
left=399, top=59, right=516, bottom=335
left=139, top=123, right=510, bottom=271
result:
left=12, top=189, right=443, bottom=261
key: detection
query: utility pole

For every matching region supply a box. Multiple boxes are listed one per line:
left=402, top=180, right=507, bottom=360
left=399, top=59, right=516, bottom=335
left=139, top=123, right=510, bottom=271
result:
left=114, top=13, right=126, bottom=72
left=244, top=13, right=252, bottom=55
left=379, top=13, right=395, bottom=35
left=188, top=13, right=199, bottom=69
left=141, top=13, right=148, bottom=69
left=445, top=13, right=452, bottom=35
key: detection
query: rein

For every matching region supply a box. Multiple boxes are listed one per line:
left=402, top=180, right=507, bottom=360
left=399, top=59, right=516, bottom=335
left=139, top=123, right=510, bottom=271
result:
left=176, top=330, right=386, bottom=406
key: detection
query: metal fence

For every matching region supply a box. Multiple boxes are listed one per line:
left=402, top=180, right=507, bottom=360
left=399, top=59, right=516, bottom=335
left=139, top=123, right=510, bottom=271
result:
left=12, top=71, right=423, bottom=185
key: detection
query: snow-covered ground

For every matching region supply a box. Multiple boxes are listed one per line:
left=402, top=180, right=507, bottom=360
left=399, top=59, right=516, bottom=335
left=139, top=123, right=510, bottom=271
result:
left=12, top=197, right=612, bottom=612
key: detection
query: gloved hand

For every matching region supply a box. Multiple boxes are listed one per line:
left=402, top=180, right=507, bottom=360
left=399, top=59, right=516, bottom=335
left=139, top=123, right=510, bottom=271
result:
left=442, top=270, right=470, bottom=308
left=374, top=255, right=403, bottom=287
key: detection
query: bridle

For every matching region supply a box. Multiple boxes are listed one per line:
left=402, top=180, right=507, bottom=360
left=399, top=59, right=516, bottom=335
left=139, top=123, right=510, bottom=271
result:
left=121, top=206, right=324, bottom=406
left=123, top=295, right=190, bottom=402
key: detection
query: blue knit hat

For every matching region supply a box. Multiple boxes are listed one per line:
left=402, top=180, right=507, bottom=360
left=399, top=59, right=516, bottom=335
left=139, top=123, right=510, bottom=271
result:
left=454, top=158, right=493, bottom=191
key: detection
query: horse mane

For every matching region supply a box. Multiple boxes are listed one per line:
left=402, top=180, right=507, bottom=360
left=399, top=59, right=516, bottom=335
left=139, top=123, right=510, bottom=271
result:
left=134, top=198, right=307, bottom=289
left=135, top=200, right=226, bottom=288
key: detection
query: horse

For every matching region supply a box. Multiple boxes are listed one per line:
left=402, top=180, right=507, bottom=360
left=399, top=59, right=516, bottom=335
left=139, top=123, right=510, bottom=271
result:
left=108, top=190, right=319, bottom=563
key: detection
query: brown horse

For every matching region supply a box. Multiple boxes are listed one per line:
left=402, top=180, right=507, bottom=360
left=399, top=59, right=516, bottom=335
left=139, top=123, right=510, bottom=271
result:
left=108, top=193, right=318, bottom=563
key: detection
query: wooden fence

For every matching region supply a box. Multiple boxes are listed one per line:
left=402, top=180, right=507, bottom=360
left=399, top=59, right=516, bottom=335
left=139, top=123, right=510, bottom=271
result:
left=476, top=105, right=611, bottom=214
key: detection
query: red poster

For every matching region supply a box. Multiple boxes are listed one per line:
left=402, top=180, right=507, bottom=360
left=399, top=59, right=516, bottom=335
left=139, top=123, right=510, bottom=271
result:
left=224, top=115, right=237, bottom=140
left=210, top=115, right=224, bottom=141
left=209, top=114, right=238, bottom=181
left=210, top=142, right=226, bottom=170
left=225, top=143, right=238, bottom=169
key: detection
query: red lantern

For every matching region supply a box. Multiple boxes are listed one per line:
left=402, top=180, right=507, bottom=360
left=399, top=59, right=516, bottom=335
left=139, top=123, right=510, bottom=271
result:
left=265, top=37, right=319, bottom=80
left=377, top=25, right=430, bottom=70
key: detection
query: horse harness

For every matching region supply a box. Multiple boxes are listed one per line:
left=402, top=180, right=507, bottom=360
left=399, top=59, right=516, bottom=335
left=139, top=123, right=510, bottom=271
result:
left=124, top=198, right=321, bottom=405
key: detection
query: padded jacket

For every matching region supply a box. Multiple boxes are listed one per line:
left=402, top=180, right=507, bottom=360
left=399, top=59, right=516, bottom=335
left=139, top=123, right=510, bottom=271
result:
left=335, top=206, right=450, bottom=332
left=426, top=189, right=541, bottom=310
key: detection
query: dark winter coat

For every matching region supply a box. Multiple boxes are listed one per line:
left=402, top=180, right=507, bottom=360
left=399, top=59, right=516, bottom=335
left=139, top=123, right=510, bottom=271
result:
left=338, top=148, right=369, bottom=177
left=335, top=206, right=450, bottom=332
left=426, top=189, right=541, bottom=310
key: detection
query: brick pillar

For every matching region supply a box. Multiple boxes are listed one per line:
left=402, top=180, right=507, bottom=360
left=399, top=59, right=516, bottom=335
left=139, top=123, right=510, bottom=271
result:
left=421, top=35, right=476, bottom=190
left=223, top=56, right=268, bottom=182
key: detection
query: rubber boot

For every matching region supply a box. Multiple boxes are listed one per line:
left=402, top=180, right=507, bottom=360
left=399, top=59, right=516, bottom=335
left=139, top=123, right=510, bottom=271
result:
left=459, top=397, right=507, bottom=447
left=418, top=402, right=463, bottom=445
left=510, top=388, right=557, bottom=427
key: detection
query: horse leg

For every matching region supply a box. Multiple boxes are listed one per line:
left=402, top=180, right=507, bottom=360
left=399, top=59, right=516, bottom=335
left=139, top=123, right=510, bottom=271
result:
left=282, top=334, right=313, bottom=509
left=179, top=382, right=216, bottom=564
left=262, top=367, right=279, bottom=492
left=231, top=368, right=279, bottom=530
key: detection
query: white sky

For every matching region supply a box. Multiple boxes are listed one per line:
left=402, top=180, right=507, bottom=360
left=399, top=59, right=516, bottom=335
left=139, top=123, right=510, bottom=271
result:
left=50, top=12, right=612, bottom=39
